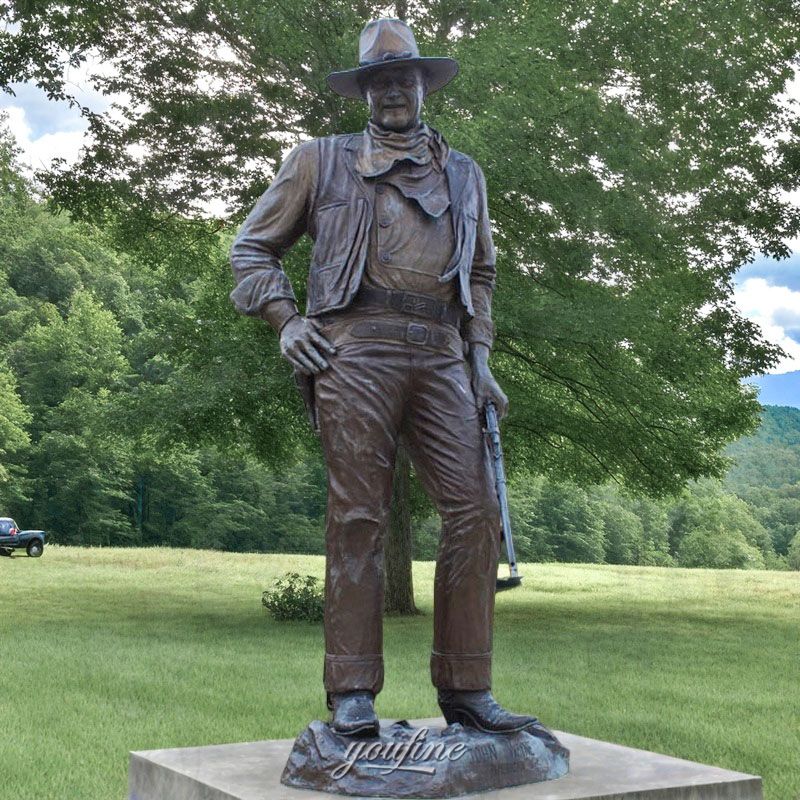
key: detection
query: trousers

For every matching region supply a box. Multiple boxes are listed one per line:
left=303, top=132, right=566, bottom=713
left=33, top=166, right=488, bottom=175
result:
left=313, top=309, right=502, bottom=695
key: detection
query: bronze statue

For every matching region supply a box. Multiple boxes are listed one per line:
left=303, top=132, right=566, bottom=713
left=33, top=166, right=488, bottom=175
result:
left=230, top=17, right=539, bottom=739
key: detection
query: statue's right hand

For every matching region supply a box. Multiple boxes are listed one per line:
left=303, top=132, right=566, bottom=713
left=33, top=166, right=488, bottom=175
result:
left=279, top=315, right=337, bottom=375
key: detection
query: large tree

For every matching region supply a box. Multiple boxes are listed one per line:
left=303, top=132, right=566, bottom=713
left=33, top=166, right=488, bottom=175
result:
left=2, top=0, right=798, bottom=593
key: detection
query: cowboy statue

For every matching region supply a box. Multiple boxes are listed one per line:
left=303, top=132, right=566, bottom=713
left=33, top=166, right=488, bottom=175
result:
left=230, top=18, right=539, bottom=739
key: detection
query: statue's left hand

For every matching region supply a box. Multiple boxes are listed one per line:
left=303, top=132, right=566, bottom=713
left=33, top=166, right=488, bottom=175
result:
left=471, top=364, right=509, bottom=419
left=468, top=342, right=508, bottom=417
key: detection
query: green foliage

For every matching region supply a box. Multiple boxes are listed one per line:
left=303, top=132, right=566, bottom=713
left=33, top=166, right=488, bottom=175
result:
left=725, top=407, right=800, bottom=561
left=0, top=360, right=30, bottom=506
left=596, top=502, right=644, bottom=566
left=0, top=131, right=795, bottom=566
left=262, top=571, right=324, bottom=622
left=0, top=121, right=326, bottom=550
left=1, top=0, right=797, bottom=495
left=1, top=10, right=799, bottom=567
left=727, top=406, right=800, bottom=490
left=669, top=481, right=773, bottom=557
left=677, top=528, right=766, bottom=570
left=525, top=480, right=606, bottom=562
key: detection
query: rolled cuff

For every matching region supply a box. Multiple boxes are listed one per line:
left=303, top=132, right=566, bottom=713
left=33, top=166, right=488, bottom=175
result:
left=463, top=319, right=495, bottom=349
left=324, top=653, right=384, bottom=695
left=470, top=265, right=496, bottom=290
left=261, top=298, right=300, bottom=335
left=463, top=280, right=495, bottom=349
left=229, top=268, right=297, bottom=316
left=430, top=650, right=492, bottom=691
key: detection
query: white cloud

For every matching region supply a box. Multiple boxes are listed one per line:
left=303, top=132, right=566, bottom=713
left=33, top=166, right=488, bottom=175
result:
left=734, top=278, right=800, bottom=374
left=2, top=103, right=87, bottom=170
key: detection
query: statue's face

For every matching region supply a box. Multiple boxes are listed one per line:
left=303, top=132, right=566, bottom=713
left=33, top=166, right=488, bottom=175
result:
left=362, top=65, right=426, bottom=132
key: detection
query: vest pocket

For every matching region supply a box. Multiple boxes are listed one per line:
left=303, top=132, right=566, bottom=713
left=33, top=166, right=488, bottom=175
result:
left=311, top=201, right=354, bottom=268
left=308, top=196, right=368, bottom=313
left=307, top=262, right=342, bottom=309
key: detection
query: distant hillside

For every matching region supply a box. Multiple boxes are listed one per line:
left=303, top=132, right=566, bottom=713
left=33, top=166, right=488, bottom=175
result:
left=726, top=405, right=800, bottom=490
left=744, top=371, right=800, bottom=408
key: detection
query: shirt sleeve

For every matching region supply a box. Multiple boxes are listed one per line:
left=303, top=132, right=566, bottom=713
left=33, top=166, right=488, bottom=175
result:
left=229, top=139, right=318, bottom=333
left=463, top=160, right=497, bottom=349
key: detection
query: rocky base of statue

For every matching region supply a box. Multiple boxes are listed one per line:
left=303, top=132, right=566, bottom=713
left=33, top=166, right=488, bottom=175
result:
left=280, top=718, right=569, bottom=798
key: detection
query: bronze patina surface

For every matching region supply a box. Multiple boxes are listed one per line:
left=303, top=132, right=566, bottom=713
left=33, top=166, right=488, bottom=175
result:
left=230, top=17, right=567, bottom=790
left=281, top=719, right=569, bottom=798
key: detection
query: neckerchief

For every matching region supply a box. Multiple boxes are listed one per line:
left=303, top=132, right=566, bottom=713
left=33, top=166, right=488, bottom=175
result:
left=357, top=121, right=451, bottom=218
left=356, top=120, right=450, bottom=177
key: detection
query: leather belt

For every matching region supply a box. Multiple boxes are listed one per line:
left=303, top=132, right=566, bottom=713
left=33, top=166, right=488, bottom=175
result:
left=349, top=319, right=452, bottom=349
left=353, top=284, right=463, bottom=327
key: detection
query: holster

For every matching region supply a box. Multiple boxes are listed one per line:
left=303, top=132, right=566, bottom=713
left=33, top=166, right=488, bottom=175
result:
left=294, top=368, right=320, bottom=434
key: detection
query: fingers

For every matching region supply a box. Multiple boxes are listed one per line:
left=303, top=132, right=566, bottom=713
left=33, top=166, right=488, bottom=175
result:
left=492, top=385, right=510, bottom=418
left=282, top=322, right=334, bottom=374
left=472, top=375, right=509, bottom=418
left=288, top=343, right=328, bottom=373
left=308, top=328, right=337, bottom=356
left=473, top=388, right=490, bottom=414
left=288, top=349, right=318, bottom=375
left=497, top=394, right=510, bottom=418
left=300, top=339, right=329, bottom=372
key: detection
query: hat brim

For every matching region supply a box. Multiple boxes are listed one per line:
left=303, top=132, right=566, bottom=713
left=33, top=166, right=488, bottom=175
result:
left=326, top=56, right=459, bottom=99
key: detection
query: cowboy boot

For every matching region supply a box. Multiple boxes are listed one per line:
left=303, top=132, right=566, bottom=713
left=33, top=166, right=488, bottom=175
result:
left=327, top=690, right=380, bottom=737
left=437, top=689, right=541, bottom=734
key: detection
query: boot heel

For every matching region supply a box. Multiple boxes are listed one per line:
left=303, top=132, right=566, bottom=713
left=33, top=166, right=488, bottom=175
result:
left=440, top=706, right=464, bottom=726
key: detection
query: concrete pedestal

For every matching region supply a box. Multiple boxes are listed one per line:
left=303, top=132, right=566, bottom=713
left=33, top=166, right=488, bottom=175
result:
left=128, top=717, right=762, bottom=800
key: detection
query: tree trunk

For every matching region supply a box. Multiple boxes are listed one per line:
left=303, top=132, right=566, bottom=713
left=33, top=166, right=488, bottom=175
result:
left=384, top=442, right=419, bottom=615
left=395, top=1, right=408, bottom=21
left=134, top=474, right=145, bottom=545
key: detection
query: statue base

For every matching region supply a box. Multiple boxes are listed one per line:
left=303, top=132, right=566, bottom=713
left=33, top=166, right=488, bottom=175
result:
left=280, top=718, right=569, bottom=797
left=128, top=717, right=763, bottom=800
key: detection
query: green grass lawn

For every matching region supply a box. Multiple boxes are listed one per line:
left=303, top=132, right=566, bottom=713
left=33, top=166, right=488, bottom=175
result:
left=0, top=546, right=798, bottom=800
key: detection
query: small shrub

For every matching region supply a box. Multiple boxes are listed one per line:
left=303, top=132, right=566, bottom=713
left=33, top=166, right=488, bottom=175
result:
left=262, top=572, right=324, bottom=622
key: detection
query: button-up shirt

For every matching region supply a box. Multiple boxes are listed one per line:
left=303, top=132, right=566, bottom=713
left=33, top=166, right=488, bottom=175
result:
left=364, top=162, right=457, bottom=303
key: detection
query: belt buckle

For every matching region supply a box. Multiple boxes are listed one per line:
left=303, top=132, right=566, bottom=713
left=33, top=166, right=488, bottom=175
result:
left=406, top=322, right=429, bottom=345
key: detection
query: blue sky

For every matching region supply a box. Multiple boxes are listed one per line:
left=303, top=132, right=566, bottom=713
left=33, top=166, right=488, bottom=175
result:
left=1, top=65, right=111, bottom=172
left=737, top=255, right=800, bottom=294
left=6, top=81, right=90, bottom=140
left=2, top=74, right=799, bottom=386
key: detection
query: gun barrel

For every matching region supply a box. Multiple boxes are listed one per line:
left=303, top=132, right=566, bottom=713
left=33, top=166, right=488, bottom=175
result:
left=485, top=402, right=519, bottom=579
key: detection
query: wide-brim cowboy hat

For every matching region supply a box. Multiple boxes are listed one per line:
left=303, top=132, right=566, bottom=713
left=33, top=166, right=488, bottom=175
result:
left=327, top=18, right=459, bottom=100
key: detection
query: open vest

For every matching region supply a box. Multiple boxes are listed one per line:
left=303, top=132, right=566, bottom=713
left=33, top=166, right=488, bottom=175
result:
left=305, top=133, right=485, bottom=319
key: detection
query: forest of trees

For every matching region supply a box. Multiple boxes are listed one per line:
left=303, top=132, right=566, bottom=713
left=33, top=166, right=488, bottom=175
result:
left=1, top=1, right=799, bottom=573
left=1, top=125, right=333, bottom=553
left=1, top=123, right=799, bottom=569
